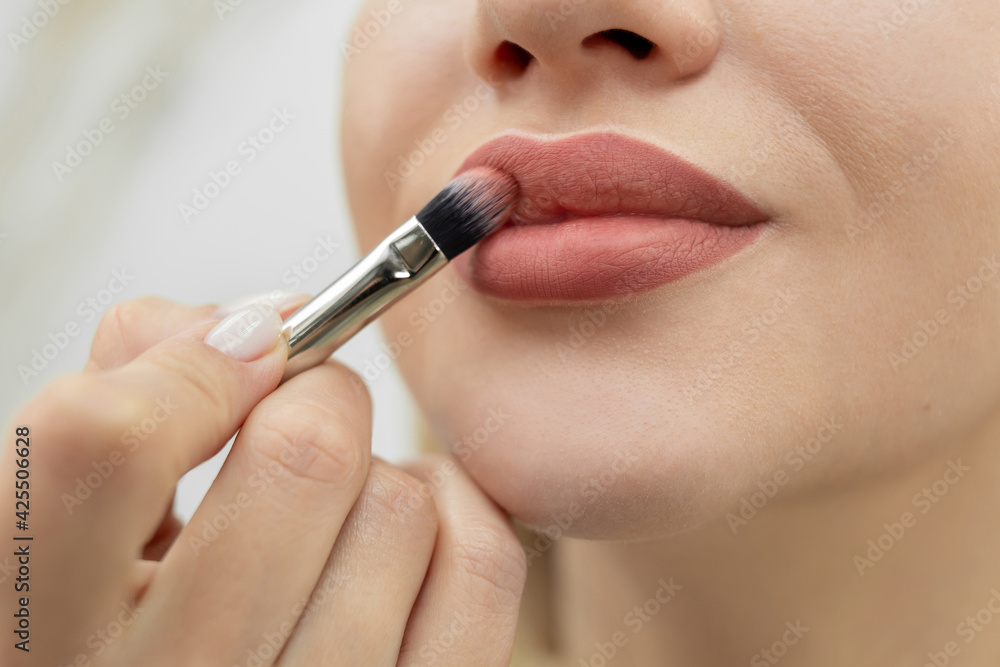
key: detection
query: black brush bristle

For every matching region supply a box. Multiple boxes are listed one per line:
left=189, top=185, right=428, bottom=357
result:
left=416, top=167, right=519, bottom=260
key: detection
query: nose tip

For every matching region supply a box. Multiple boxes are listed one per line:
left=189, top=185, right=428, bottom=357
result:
left=468, top=0, right=721, bottom=85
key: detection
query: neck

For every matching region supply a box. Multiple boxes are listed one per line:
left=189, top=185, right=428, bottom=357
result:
left=552, top=410, right=1000, bottom=667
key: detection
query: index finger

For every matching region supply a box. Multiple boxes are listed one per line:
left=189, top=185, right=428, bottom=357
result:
left=25, top=305, right=289, bottom=549
left=11, top=304, right=290, bottom=658
left=86, top=291, right=311, bottom=371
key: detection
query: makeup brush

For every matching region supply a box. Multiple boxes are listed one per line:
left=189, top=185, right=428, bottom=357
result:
left=280, top=167, right=518, bottom=381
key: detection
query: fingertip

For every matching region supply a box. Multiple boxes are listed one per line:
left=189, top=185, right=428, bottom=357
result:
left=212, top=289, right=313, bottom=319
left=203, top=304, right=285, bottom=363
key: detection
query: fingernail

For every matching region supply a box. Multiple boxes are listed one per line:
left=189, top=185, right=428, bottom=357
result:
left=204, top=304, right=284, bottom=362
left=213, top=290, right=309, bottom=318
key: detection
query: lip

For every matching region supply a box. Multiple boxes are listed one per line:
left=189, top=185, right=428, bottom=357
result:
left=450, top=132, right=770, bottom=301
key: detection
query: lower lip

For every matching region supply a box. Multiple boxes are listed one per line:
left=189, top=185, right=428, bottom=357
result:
left=452, top=217, right=764, bottom=301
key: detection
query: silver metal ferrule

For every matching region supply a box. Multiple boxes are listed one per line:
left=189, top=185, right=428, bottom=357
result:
left=280, top=217, right=447, bottom=381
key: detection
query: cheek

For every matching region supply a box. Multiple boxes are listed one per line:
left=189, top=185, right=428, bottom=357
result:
left=341, top=0, right=478, bottom=251
left=345, top=0, right=1000, bottom=539
left=379, top=266, right=835, bottom=539
left=738, top=0, right=1000, bottom=440
left=738, top=0, right=1000, bottom=213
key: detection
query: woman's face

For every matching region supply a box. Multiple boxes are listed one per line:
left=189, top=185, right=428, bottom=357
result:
left=341, top=0, right=1000, bottom=539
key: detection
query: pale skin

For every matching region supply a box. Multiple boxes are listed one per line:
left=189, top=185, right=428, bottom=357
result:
left=7, top=1, right=1000, bottom=667
left=2, top=295, right=527, bottom=666
left=341, top=0, right=1000, bottom=665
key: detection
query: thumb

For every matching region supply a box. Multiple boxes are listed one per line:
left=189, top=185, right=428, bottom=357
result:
left=14, top=303, right=289, bottom=660
left=35, top=303, right=288, bottom=531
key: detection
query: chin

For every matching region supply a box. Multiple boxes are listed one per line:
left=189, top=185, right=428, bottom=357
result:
left=422, top=372, right=751, bottom=542
left=387, top=271, right=822, bottom=542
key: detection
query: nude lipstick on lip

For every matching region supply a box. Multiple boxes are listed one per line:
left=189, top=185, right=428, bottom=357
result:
left=452, top=133, right=769, bottom=301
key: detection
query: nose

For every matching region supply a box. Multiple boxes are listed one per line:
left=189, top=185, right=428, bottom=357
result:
left=466, top=0, right=722, bottom=86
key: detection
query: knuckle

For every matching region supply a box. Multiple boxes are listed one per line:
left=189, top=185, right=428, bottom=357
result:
left=92, top=297, right=168, bottom=360
left=448, top=522, right=528, bottom=614
left=361, top=461, right=438, bottom=532
left=19, top=375, right=148, bottom=473
left=105, top=296, right=167, bottom=333
left=248, top=399, right=369, bottom=491
left=312, top=360, right=372, bottom=426
left=92, top=302, right=123, bottom=341
left=142, top=343, right=233, bottom=428
left=343, top=368, right=372, bottom=413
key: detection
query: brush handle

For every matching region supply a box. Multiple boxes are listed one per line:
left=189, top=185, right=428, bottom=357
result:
left=279, top=217, right=447, bottom=382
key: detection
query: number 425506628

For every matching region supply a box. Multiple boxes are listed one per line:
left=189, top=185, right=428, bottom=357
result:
left=13, top=427, right=29, bottom=531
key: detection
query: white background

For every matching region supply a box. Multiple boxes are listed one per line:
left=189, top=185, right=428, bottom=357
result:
left=0, top=0, right=418, bottom=519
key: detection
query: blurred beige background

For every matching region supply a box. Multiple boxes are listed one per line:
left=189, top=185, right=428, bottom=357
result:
left=0, top=0, right=419, bottom=519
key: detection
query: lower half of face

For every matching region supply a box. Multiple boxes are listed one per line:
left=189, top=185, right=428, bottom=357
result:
left=341, top=0, right=1000, bottom=539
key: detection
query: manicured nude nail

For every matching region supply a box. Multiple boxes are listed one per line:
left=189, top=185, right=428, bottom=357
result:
left=204, top=304, right=284, bottom=362
left=213, top=289, right=310, bottom=318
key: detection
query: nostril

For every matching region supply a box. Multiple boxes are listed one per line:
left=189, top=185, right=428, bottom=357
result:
left=494, top=40, right=534, bottom=77
left=583, top=29, right=656, bottom=60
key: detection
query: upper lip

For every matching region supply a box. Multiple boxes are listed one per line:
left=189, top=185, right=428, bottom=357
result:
left=455, top=132, right=769, bottom=227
